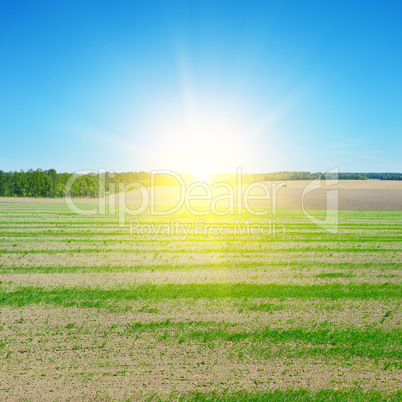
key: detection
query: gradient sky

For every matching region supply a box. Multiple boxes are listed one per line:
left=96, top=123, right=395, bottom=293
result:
left=0, top=0, right=401, bottom=174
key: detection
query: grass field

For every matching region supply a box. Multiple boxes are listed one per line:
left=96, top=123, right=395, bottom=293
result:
left=0, top=202, right=401, bottom=400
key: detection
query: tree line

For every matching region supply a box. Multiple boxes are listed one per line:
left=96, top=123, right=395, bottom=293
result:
left=260, top=172, right=402, bottom=181
left=0, top=169, right=401, bottom=198
left=0, top=169, right=99, bottom=198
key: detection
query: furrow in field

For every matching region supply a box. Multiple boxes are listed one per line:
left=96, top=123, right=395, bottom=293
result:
left=0, top=268, right=400, bottom=288
left=0, top=251, right=400, bottom=269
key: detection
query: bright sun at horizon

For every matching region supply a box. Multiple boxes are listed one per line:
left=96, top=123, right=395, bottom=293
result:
left=195, top=167, right=211, bottom=181
left=145, top=94, right=268, bottom=174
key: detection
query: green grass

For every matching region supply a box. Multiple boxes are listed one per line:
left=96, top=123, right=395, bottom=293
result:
left=0, top=203, right=400, bottom=397
left=157, top=388, right=402, bottom=401
left=0, top=262, right=400, bottom=274
left=0, top=283, right=400, bottom=310
left=120, top=319, right=402, bottom=360
left=315, top=273, right=356, bottom=278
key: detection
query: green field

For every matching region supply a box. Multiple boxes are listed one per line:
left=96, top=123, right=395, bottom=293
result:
left=0, top=202, right=401, bottom=400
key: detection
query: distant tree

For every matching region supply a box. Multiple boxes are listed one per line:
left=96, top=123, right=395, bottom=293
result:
left=0, top=171, right=8, bottom=196
left=13, top=171, right=28, bottom=196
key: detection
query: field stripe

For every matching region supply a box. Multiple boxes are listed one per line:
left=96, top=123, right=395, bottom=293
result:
left=158, top=389, right=402, bottom=401
left=0, top=262, right=400, bottom=273
left=0, top=283, right=400, bottom=309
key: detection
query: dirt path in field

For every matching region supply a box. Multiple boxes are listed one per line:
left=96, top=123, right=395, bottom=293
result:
left=1, top=268, right=400, bottom=289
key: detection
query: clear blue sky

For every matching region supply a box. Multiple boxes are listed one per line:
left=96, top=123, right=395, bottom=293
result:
left=0, top=0, right=401, bottom=173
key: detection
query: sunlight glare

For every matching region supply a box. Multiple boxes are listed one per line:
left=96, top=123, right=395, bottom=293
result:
left=195, top=166, right=211, bottom=182
left=149, top=99, right=258, bottom=174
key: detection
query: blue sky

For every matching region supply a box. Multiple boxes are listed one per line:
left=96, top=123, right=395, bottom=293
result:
left=0, top=0, right=401, bottom=173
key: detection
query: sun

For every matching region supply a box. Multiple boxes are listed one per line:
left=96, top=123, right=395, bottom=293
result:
left=195, top=167, right=211, bottom=182
left=145, top=89, right=260, bottom=174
